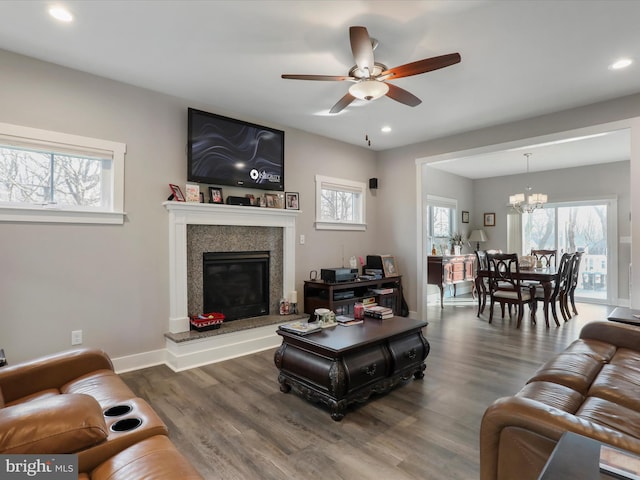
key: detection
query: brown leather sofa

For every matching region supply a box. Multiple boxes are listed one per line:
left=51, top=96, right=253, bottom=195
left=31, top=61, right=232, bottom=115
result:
left=480, top=321, right=640, bottom=480
left=0, top=348, right=202, bottom=479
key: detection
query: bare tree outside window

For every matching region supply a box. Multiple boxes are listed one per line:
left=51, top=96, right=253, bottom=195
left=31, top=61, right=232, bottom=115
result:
left=432, top=206, right=452, bottom=238
left=0, top=146, right=103, bottom=207
left=320, top=188, right=357, bottom=222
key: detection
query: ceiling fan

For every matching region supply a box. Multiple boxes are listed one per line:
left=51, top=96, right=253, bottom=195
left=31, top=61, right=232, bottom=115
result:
left=281, top=26, right=461, bottom=114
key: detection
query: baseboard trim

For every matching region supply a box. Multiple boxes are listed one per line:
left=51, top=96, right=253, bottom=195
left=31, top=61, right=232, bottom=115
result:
left=112, top=349, right=166, bottom=374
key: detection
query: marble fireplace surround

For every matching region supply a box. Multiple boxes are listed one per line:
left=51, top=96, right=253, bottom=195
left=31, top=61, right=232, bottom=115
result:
left=163, top=201, right=299, bottom=371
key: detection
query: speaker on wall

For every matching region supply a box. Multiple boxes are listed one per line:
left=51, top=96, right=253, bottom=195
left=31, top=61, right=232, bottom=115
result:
left=369, top=178, right=378, bottom=189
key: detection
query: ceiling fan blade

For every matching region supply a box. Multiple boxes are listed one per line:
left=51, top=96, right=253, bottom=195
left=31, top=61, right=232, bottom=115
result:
left=385, top=83, right=422, bottom=107
left=382, top=53, right=461, bottom=80
left=281, top=74, right=353, bottom=81
left=329, top=92, right=356, bottom=114
left=349, top=26, right=375, bottom=76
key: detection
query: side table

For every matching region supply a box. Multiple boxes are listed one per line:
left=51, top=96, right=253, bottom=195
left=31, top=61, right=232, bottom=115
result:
left=607, top=306, right=640, bottom=326
left=537, top=431, right=632, bottom=479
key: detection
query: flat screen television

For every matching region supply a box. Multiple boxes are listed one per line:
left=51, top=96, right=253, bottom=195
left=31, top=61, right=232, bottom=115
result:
left=187, top=108, right=284, bottom=191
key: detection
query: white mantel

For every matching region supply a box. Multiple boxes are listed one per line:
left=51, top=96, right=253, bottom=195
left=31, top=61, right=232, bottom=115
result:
left=163, top=201, right=299, bottom=334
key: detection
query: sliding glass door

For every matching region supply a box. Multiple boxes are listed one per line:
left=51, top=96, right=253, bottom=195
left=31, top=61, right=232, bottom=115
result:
left=522, top=199, right=616, bottom=304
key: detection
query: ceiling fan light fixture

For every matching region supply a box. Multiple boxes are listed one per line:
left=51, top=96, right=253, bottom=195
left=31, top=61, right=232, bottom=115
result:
left=348, top=79, right=389, bottom=101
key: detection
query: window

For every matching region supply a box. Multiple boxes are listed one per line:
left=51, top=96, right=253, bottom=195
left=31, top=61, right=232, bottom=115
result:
left=427, top=195, right=457, bottom=253
left=0, top=122, right=125, bottom=224
left=315, top=175, right=366, bottom=230
left=508, top=199, right=615, bottom=303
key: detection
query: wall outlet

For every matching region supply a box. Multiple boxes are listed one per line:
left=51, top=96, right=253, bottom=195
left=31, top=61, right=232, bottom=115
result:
left=71, top=330, right=83, bottom=345
left=300, top=234, right=305, bottom=245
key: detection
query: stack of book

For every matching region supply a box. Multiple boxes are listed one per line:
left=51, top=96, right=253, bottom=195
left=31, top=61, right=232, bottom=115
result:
left=336, top=315, right=363, bottom=327
left=370, top=287, right=394, bottom=295
left=364, top=305, right=394, bottom=319
left=364, top=268, right=383, bottom=279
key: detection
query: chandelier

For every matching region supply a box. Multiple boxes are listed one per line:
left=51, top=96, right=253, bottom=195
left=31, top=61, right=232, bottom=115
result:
left=509, top=153, right=548, bottom=214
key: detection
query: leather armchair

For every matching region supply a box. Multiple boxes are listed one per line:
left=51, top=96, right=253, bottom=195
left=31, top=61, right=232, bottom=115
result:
left=80, top=435, right=202, bottom=480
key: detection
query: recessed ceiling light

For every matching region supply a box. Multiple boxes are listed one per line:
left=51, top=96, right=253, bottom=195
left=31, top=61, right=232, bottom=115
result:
left=49, top=6, right=73, bottom=22
left=610, top=58, right=632, bottom=70
left=381, top=126, right=392, bottom=133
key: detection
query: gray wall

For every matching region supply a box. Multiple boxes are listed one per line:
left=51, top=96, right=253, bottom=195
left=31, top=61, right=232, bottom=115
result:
left=0, top=49, right=378, bottom=364
left=377, top=95, right=640, bottom=315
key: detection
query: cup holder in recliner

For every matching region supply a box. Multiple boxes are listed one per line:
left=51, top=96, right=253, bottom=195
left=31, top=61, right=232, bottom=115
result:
left=103, top=404, right=133, bottom=417
left=110, top=417, right=142, bottom=432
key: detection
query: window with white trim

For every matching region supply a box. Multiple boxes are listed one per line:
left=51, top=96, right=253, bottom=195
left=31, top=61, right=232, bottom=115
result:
left=426, top=195, right=457, bottom=253
left=315, top=175, right=366, bottom=231
left=0, top=122, right=126, bottom=224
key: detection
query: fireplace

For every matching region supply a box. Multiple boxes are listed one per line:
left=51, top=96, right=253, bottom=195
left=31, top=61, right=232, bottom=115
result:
left=164, top=201, right=298, bottom=335
left=163, top=202, right=300, bottom=371
left=203, top=251, right=270, bottom=321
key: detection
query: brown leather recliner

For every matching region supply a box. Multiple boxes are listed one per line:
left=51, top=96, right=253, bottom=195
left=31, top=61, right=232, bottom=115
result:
left=0, top=348, right=202, bottom=478
left=480, top=321, right=640, bottom=480
left=79, top=435, right=202, bottom=480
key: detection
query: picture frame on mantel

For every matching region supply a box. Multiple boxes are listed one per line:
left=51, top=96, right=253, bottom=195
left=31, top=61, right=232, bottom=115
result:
left=285, top=192, right=299, bottom=210
left=462, top=211, right=469, bottom=223
left=209, top=187, right=223, bottom=204
left=169, top=184, right=185, bottom=202
left=484, top=212, right=496, bottom=227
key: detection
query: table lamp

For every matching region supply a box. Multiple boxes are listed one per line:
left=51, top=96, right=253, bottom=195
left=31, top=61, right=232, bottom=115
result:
left=468, top=229, right=488, bottom=251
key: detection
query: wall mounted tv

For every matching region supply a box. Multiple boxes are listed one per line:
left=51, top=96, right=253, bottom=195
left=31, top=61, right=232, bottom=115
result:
left=187, top=108, right=284, bottom=191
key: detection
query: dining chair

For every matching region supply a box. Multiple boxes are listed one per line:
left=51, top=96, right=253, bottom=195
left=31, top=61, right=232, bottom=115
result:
left=486, top=253, right=537, bottom=328
left=533, top=252, right=572, bottom=326
left=475, top=250, right=489, bottom=317
left=567, top=251, right=584, bottom=316
left=531, top=249, right=557, bottom=268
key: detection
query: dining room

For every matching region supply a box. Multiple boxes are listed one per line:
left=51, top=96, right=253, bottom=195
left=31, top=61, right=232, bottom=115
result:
left=420, top=124, right=631, bottom=321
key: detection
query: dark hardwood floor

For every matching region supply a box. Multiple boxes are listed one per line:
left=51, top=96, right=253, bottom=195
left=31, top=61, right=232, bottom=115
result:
left=121, top=300, right=614, bottom=479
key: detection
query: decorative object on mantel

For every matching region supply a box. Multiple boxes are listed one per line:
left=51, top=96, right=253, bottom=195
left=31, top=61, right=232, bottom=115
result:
left=209, top=186, right=223, bottom=204
left=185, top=183, right=200, bottom=203
left=509, top=153, right=548, bottom=214
left=265, top=193, right=283, bottom=208
left=285, top=192, right=299, bottom=210
left=168, top=184, right=185, bottom=201
left=468, top=229, right=488, bottom=251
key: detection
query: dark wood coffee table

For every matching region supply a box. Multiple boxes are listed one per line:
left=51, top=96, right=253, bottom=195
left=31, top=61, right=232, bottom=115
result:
left=274, top=317, right=429, bottom=421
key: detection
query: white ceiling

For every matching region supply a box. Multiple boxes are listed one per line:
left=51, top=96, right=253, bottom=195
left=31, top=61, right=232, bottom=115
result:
left=0, top=0, right=639, bottom=162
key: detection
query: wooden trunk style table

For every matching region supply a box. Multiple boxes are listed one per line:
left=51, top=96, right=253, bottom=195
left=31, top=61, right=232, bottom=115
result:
left=274, top=317, right=429, bottom=421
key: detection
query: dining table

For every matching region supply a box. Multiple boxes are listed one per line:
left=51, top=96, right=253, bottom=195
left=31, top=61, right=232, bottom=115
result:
left=475, top=266, right=560, bottom=327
